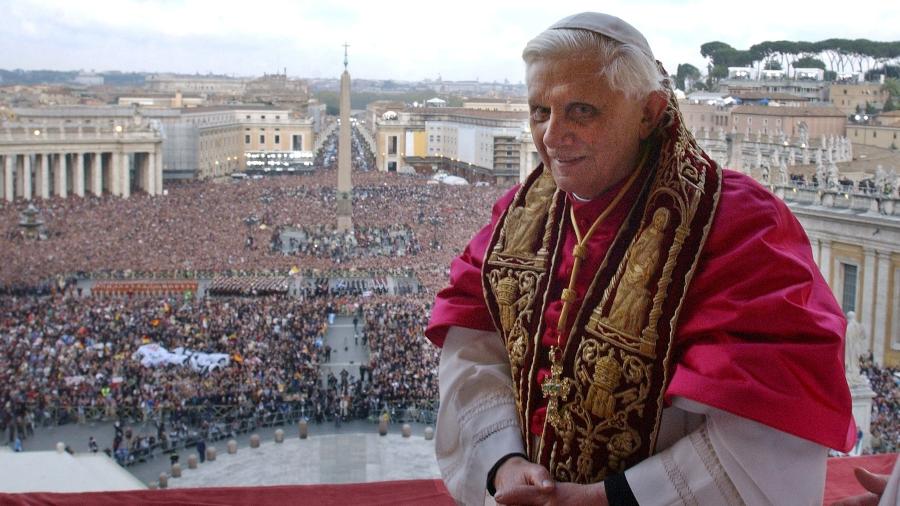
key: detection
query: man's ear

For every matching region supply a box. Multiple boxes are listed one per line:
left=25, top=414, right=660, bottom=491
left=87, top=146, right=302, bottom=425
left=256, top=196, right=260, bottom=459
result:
left=639, top=90, right=668, bottom=140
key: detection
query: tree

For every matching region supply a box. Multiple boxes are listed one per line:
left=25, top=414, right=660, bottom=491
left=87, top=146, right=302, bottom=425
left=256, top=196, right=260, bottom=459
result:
left=883, top=78, right=900, bottom=99
left=884, top=95, right=896, bottom=112
left=675, top=63, right=702, bottom=91
left=794, top=56, right=827, bottom=70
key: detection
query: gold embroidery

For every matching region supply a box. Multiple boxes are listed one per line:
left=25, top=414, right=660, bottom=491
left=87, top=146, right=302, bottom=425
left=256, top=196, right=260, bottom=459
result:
left=583, top=351, right=621, bottom=419
left=495, top=275, right=522, bottom=337
left=607, top=430, right=641, bottom=473
left=605, top=208, right=669, bottom=338
left=488, top=268, right=539, bottom=379
left=498, top=171, right=556, bottom=259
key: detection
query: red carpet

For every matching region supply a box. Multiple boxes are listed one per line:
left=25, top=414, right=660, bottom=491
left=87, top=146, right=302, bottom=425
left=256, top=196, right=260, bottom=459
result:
left=1, top=455, right=895, bottom=505
left=0, top=479, right=455, bottom=506
left=824, top=453, right=897, bottom=505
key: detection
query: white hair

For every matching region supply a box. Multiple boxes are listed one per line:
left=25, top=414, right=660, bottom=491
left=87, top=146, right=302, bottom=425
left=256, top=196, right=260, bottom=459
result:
left=522, top=28, right=668, bottom=100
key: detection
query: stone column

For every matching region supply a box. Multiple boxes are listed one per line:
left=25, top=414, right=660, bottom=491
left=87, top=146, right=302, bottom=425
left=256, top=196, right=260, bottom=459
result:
left=73, top=153, right=85, bottom=197
left=3, top=155, right=13, bottom=202
left=155, top=147, right=163, bottom=195
left=37, top=154, right=50, bottom=199
left=818, top=238, right=832, bottom=286
left=872, top=251, right=890, bottom=365
left=807, top=234, right=820, bottom=267
left=860, top=248, right=876, bottom=351
left=121, top=153, right=130, bottom=199
left=91, top=153, right=102, bottom=196
left=110, top=152, right=121, bottom=197
left=54, top=152, right=68, bottom=198
left=17, top=154, right=32, bottom=201
left=145, top=152, right=156, bottom=195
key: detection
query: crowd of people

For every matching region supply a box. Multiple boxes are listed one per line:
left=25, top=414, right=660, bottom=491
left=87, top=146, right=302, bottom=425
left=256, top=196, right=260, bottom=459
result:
left=861, top=356, right=900, bottom=454
left=0, top=170, right=502, bottom=295
left=272, top=223, right=421, bottom=262
left=1, top=289, right=437, bottom=459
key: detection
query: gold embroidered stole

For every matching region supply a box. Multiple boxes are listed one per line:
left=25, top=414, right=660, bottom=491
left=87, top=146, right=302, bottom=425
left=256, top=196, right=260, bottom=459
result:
left=481, top=99, right=722, bottom=484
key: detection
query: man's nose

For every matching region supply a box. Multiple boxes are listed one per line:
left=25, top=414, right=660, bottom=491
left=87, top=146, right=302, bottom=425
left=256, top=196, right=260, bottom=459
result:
left=542, top=112, right=571, bottom=150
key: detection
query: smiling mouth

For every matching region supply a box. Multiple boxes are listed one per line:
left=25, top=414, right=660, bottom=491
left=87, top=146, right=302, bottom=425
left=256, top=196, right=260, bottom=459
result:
left=554, top=156, right=585, bottom=166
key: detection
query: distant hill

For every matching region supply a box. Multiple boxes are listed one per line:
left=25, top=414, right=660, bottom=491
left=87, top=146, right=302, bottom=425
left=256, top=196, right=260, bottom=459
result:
left=0, top=69, right=146, bottom=86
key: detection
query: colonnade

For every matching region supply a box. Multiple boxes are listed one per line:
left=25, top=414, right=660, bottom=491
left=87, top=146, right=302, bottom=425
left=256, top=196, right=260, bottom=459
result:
left=0, top=149, right=162, bottom=201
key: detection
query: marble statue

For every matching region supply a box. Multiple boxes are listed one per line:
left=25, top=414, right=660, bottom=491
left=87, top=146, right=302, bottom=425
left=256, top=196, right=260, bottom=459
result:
left=844, top=312, right=868, bottom=386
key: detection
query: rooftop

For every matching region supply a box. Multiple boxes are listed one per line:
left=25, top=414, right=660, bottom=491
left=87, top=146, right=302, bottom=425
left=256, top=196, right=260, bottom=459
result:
left=404, top=107, right=528, bottom=121
left=731, top=105, right=846, bottom=117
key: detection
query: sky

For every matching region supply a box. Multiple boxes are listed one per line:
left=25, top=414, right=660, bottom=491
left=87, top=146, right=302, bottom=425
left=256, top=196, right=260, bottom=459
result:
left=1, top=0, right=899, bottom=83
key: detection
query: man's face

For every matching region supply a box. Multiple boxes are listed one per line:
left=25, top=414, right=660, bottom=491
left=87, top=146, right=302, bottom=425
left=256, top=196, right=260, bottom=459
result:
left=527, top=56, right=654, bottom=199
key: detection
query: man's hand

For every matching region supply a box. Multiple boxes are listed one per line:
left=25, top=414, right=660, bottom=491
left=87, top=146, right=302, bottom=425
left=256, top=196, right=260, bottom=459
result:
left=831, top=467, right=888, bottom=506
left=493, top=456, right=555, bottom=505
left=548, top=482, right=608, bottom=506
left=495, top=477, right=608, bottom=506
left=493, top=459, right=609, bottom=506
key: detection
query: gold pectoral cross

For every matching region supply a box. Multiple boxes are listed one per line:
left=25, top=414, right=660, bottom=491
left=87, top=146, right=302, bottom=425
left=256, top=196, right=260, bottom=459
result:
left=541, top=349, right=572, bottom=429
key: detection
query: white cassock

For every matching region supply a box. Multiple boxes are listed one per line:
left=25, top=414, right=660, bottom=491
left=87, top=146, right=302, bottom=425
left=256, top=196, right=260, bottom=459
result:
left=437, top=327, right=829, bottom=506
left=880, top=458, right=900, bottom=506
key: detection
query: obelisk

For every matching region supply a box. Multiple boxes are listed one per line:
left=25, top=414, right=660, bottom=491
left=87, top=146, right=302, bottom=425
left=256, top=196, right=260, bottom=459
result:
left=336, top=43, right=353, bottom=231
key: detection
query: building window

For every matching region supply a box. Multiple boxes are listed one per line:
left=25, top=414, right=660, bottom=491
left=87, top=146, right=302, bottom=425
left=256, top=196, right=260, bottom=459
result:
left=388, top=136, right=398, bottom=155
left=292, top=134, right=302, bottom=150
left=275, top=115, right=280, bottom=120
left=841, top=263, right=858, bottom=314
left=245, top=134, right=251, bottom=144
left=873, top=131, right=877, bottom=138
left=275, top=135, right=280, bottom=144
left=261, top=115, right=266, bottom=120
left=260, top=135, right=265, bottom=144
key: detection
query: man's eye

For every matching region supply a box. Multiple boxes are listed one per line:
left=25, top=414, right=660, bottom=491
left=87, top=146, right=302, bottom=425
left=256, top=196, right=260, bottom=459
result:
left=571, top=105, right=595, bottom=118
left=530, top=107, right=549, bottom=122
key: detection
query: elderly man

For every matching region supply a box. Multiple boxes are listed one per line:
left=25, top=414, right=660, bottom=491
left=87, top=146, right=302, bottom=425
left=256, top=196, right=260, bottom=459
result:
left=426, top=12, right=854, bottom=506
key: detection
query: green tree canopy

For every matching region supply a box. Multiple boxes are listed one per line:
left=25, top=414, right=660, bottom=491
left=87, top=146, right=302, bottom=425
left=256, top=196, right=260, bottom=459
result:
left=793, top=57, right=827, bottom=70
left=883, top=77, right=900, bottom=98
left=675, top=63, right=701, bottom=91
left=702, top=37, right=900, bottom=78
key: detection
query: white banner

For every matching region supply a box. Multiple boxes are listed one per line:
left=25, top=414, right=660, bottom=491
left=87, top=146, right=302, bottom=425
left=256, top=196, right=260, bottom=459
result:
left=132, top=344, right=230, bottom=374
